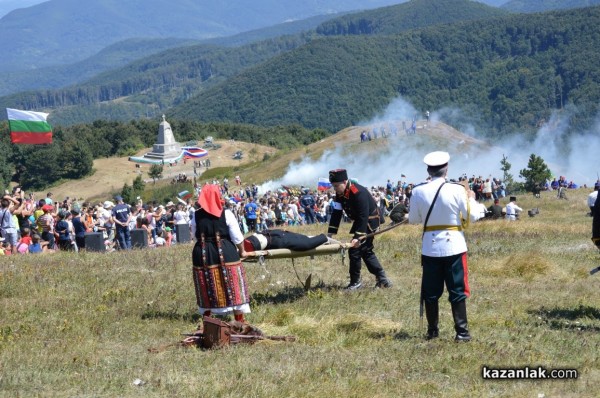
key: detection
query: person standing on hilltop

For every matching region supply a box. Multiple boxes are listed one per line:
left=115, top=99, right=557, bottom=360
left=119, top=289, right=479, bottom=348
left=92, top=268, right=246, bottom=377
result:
left=408, top=151, right=486, bottom=342
left=326, top=169, right=392, bottom=290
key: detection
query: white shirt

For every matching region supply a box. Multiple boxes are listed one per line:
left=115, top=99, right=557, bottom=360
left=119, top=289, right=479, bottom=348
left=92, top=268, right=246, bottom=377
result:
left=588, top=191, right=598, bottom=208
left=505, top=201, right=523, bottom=220
left=409, top=177, right=485, bottom=257
left=190, top=209, right=244, bottom=244
left=289, top=202, right=299, bottom=218
left=173, top=210, right=189, bottom=225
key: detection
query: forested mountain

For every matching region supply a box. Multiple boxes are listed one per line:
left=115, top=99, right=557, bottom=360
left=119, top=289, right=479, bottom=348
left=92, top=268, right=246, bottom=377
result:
left=0, top=0, right=504, bottom=125
left=171, top=5, right=600, bottom=137
left=501, top=0, right=600, bottom=13
left=0, top=38, right=200, bottom=97
left=316, top=0, right=507, bottom=36
left=0, top=0, right=404, bottom=72
left=0, top=34, right=314, bottom=125
left=0, top=13, right=346, bottom=97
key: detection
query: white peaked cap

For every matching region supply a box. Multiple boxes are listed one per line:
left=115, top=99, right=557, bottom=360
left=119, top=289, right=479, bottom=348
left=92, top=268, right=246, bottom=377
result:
left=423, top=151, right=450, bottom=167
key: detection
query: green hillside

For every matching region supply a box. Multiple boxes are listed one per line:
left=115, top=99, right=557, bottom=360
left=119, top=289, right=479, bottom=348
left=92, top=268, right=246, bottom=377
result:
left=3, top=1, right=600, bottom=138
left=0, top=34, right=313, bottom=125
left=501, top=0, right=600, bottom=13
left=316, top=0, right=508, bottom=36
left=171, top=6, right=600, bottom=136
left=0, top=0, right=507, bottom=125
left=0, top=38, right=200, bottom=97
left=0, top=0, right=403, bottom=72
left=0, top=13, right=344, bottom=97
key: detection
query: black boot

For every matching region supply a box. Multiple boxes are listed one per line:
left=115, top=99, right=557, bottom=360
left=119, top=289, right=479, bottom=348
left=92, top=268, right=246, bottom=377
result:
left=451, top=300, right=471, bottom=342
left=375, top=273, right=392, bottom=288
left=425, top=301, right=439, bottom=340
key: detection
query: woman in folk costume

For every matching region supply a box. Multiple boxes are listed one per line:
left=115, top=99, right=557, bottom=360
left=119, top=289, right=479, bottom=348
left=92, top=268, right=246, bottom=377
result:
left=192, top=184, right=250, bottom=322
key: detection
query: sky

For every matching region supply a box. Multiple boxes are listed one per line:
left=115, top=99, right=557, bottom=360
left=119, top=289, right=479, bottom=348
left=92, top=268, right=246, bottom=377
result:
left=0, top=0, right=46, bottom=18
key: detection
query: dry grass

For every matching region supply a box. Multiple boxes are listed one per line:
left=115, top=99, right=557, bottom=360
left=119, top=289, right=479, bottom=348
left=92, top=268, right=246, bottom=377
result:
left=1, top=189, right=599, bottom=397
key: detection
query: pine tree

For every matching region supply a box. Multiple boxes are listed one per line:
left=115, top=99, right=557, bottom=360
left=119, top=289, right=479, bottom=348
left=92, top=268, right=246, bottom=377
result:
left=500, top=154, right=514, bottom=193
left=519, top=154, right=551, bottom=193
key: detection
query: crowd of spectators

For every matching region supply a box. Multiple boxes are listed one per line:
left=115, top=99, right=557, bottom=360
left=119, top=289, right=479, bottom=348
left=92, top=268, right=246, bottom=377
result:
left=3, top=172, right=596, bottom=256
left=0, top=187, right=195, bottom=255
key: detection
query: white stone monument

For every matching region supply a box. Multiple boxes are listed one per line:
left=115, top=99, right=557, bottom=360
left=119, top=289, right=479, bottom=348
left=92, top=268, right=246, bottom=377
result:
left=143, top=115, right=182, bottom=160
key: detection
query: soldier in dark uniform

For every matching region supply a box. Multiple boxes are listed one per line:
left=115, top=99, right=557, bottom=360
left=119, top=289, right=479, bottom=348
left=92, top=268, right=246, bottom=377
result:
left=327, top=169, right=392, bottom=290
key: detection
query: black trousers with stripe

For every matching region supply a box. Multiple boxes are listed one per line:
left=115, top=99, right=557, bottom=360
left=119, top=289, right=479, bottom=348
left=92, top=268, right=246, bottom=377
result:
left=421, top=252, right=470, bottom=303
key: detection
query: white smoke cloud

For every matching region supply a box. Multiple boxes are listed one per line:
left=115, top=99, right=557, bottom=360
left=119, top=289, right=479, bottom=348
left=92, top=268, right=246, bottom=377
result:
left=260, top=96, right=600, bottom=193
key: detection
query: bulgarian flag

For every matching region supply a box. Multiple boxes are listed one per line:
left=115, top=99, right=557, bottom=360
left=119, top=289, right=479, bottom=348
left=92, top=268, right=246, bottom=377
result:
left=178, top=190, right=193, bottom=201
left=7, top=108, right=52, bottom=144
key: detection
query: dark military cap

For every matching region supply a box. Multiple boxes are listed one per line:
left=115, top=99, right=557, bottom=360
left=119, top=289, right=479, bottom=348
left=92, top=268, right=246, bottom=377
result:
left=329, top=169, right=348, bottom=183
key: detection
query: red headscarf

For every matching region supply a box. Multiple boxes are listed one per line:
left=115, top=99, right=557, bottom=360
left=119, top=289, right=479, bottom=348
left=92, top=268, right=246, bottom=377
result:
left=198, top=184, right=223, bottom=218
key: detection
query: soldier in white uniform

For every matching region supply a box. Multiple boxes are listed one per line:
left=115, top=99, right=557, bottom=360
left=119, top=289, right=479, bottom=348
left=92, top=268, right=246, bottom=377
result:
left=505, top=196, right=522, bottom=221
left=409, top=151, right=486, bottom=341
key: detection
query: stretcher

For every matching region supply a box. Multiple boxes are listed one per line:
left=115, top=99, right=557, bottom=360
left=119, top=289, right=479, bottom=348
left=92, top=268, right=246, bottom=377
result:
left=242, top=221, right=406, bottom=263
left=243, top=242, right=353, bottom=262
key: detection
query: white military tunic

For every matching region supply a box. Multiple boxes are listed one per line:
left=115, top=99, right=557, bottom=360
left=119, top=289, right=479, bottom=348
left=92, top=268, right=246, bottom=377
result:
left=505, top=201, right=522, bottom=221
left=409, top=177, right=486, bottom=257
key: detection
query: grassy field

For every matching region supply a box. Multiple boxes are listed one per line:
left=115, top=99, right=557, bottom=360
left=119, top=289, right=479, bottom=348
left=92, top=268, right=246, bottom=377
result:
left=1, top=189, right=599, bottom=397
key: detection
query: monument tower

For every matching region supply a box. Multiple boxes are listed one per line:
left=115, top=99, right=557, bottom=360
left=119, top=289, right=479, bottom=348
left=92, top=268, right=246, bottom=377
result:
left=142, top=115, right=182, bottom=161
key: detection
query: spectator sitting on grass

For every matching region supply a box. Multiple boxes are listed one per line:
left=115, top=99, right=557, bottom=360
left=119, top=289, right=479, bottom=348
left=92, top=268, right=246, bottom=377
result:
left=16, top=227, right=32, bottom=254
left=29, top=234, right=52, bottom=254
left=155, top=229, right=167, bottom=247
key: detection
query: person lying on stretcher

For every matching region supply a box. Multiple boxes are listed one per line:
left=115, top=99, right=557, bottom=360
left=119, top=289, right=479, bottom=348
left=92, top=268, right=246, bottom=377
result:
left=243, top=229, right=337, bottom=252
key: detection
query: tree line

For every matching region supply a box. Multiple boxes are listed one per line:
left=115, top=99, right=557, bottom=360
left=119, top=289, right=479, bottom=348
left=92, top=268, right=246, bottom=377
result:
left=0, top=119, right=327, bottom=190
